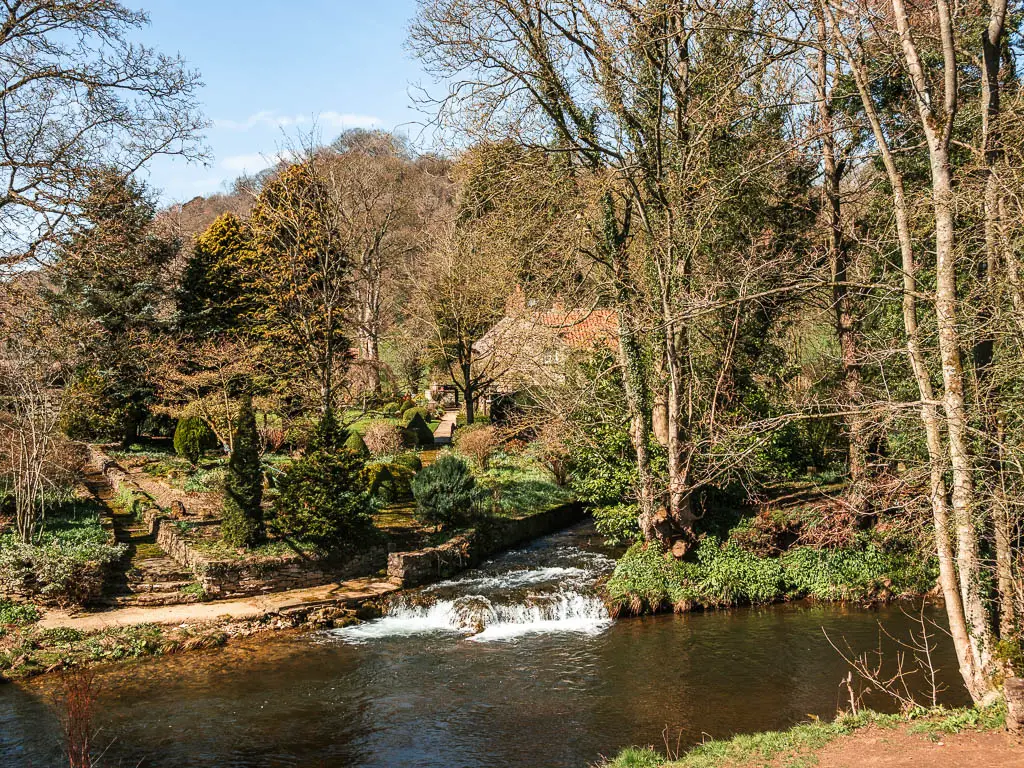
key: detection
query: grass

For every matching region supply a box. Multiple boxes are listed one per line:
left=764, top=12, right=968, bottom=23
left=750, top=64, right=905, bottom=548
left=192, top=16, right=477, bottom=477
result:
left=471, top=451, right=571, bottom=517
left=0, top=622, right=229, bottom=680
left=600, top=705, right=1007, bottom=767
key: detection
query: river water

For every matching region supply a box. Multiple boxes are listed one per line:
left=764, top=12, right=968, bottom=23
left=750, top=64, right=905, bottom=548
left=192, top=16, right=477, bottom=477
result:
left=0, top=522, right=969, bottom=767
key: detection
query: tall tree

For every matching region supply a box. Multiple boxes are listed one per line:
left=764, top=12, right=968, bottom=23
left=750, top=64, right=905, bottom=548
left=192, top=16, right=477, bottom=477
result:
left=222, top=394, right=265, bottom=548
left=47, top=171, right=179, bottom=446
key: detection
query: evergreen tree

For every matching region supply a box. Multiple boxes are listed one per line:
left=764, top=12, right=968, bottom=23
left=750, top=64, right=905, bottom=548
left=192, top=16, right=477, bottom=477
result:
left=177, top=213, right=255, bottom=335
left=47, top=171, right=179, bottom=446
left=222, top=394, right=265, bottom=548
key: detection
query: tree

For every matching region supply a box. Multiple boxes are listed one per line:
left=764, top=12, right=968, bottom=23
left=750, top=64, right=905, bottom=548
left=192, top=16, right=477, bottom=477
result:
left=412, top=221, right=515, bottom=425
left=222, top=395, right=265, bottom=548
left=274, top=450, right=374, bottom=549
left=177, top=213, right=255, bottom=336
left=247, top=154, right=353, bottom=417
left=0, top=1, right=204, bottom=276
left=173, top=417, right=216, bottom=467
left=47, top=171, right=179, bottom=446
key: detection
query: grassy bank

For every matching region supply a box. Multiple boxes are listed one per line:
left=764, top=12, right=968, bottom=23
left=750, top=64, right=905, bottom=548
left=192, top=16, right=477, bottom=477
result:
left=603, top=705, right=1007, bottom=767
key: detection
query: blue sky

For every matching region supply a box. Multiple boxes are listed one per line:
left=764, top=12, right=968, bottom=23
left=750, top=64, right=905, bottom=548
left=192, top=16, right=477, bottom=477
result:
left=135, top=1, right=427, bottom=203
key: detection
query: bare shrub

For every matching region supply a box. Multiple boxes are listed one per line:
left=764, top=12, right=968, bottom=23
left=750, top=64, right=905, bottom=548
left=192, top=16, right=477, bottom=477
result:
left=454, top=424, right=499, bottom=469
left=362, top=421, right=405, bottom=457
left=56, top=667, right=99, bottom=768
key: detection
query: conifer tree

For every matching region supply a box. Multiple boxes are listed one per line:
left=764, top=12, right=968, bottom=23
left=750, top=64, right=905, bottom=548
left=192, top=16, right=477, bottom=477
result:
left=222, top=394, right=265, bottom=548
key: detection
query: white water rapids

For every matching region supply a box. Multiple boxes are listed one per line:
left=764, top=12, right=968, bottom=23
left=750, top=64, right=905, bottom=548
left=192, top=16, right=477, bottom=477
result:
left=332, top=534, right=616, bottom=644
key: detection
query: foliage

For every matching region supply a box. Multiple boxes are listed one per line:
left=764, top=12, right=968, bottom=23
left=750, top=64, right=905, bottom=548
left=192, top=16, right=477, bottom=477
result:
left=606, top=536, right=936, bottom=615
left=173, top=416, right=217, bottom=466
left=0, top=519, right=126, bottom=607
left=0, top=599, right=40, bottom=627
left=274, top=450, right=375, bottom=548
left=221, top=395, right=265, bottom=548
left=402, top=407, right=430, bottom=426
left=362, top=421, right=406, bottom=456
left=405, top=413, right=436, bottom=447
left=593, top=504, right=642, bottom=547
left=392, top=452, right=423, bottom=473
left=309, top=408, right=346, bottom=453
left=364, top=462, right=415, bottom=503
left=454, top=423, right=499, bottom=468
left=411, top=453, right=477, bottom=529
left=177, top=213, right=255, bottom=335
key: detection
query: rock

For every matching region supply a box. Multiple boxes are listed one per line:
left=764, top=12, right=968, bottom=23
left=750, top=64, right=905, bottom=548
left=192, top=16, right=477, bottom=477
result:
left=1006, top=677, right=1024, bottom=734
left=170, top=500, right=187, bottom=517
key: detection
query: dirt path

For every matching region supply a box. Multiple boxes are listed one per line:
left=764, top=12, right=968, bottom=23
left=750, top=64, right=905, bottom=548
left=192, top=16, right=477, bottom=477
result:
left=760, top=724, right=1024, bottom=768
left=39, top=576, right=401, bottom=631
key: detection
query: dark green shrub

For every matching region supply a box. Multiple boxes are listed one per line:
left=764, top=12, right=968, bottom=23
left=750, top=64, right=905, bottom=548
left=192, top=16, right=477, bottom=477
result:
left=309, top=408, right=345, bottom=452
left=405, top=413, right=435, bottom=447
left=173, top=416, right=217, bottom=466
left=344, top=430, right=370, bottom=458
left=411, top=453, right=476, bottom=529
left=364, top=463, right=396, bottom=500
left=381, top=401, right=403, bottom=416
left=393, top=452, right=423, bottom=473
left=275, top=451, right=375, bottom=548
left=402, top=407, right=430, bottom=426
left=222, top=396, right=265, bottom=548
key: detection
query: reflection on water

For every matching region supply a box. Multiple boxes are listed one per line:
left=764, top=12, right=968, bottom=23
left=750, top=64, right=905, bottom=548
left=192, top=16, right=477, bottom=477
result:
left=0, top=523, right=969, bottom=768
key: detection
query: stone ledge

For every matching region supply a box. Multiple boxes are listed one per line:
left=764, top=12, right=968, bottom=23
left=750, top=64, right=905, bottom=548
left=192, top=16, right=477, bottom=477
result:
left=387, top=502, right=584, bottom=587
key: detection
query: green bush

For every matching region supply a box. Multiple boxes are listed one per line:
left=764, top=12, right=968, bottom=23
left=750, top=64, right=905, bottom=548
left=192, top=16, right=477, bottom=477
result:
left=0, top=534, right=126, bottom=606
left=605, top=542, right=690, bottom=613
left=275, top=450, right=376, bottom=549
left=344, top=430, right=370, bottom=458
left=412, top=453, right=476, bottom=529
left=393, top=452, right=423, bottom=473
left=364, top=463, right=396, bottom=500
left=405, top=413, right=435, bottom=447
left=781, top=545, right=936, bottom=601
left=173, top=416, right=217, bottom=466
left=689, top=539, right=786, bottom=606
left=402, top=407, right=430, bottom=426
left=222, top=396, right=265, bottom=548
left=593, top=504, right=642, bottom=546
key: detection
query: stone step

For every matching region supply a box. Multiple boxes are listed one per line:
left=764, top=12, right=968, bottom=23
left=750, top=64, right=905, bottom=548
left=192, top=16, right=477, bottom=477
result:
left=122, top=580, right=196, bottom=594
left=101, top=591, right=202, bottom=608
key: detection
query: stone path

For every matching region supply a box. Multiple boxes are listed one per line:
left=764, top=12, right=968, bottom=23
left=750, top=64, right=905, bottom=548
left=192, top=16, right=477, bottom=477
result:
left=82, top=459, right=196, bottom=607
left=39, top=576, right=401, bottom=631
left=433, top=408, right=459, bottom=445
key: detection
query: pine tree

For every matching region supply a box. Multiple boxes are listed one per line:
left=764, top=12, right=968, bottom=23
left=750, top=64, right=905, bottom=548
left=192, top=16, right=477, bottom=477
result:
left=222, top=394, right=265, bottom=548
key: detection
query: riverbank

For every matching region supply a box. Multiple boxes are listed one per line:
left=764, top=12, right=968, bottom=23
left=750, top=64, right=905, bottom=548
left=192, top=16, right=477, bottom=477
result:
left=603, top=706, right=1020, bottom=767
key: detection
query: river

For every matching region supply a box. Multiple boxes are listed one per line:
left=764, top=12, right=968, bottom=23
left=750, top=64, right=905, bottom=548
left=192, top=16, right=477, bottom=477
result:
left=0, top=522, right=968, bottom=767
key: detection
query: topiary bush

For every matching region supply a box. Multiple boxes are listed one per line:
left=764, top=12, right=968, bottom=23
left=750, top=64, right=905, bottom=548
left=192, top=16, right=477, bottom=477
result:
left=222, top=395, right=265, bottom=548
left=363, top=463, right=396, bottom=501
left=362, top=421, right=406, bottom=456
left=173, top=416, right=217, bottom=466
left=275, top=450, right=375, bottom=549
left=402, top=407, right=430, bottom=426
left=344, top=430, right=370, bottom=458
left=411, top=453, right=476, bottom=530
left=405, top=413, right=435, bottom=447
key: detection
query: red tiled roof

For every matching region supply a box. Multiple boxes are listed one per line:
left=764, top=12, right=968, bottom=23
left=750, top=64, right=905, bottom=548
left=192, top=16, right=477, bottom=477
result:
left=536, top=308, right=618, bottom=351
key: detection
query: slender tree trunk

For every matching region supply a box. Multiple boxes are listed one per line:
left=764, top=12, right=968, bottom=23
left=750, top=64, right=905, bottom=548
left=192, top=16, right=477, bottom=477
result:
left=813, top=14, right=868, bottom=513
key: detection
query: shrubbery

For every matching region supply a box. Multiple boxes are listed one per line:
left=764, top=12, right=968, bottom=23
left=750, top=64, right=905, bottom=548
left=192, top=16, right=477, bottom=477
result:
left=274, top=450, right=375, bottom=549
left=392, top=452, right=423, bottom=473
left=344, top=430, right=370, bottom=458
left=411, top=453, right=476, bottom=529
left=364, top=462, right=415, bottom=503
left=405, top=413, right=435, bottom=447
left=0, top=523, right=126, bottom=607
left=605, top=537, right=938, bottom=615
left=402, top=406, right=430, bottom=426
left=173, top=416, right=217, bottom=466
left=454, top=424, right=499, bottom=468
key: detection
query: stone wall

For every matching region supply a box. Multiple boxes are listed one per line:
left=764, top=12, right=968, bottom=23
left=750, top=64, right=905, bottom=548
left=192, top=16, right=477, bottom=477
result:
left=387, top=502, right=585, bottom=587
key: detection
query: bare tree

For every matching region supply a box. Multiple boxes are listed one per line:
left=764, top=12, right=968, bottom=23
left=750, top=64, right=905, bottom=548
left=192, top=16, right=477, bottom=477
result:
left=0, top=0, right=206, bottom=274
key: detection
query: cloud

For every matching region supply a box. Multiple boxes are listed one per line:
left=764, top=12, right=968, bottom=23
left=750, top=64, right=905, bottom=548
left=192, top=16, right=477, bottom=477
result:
left=215, top=110, right=383, bottom=132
